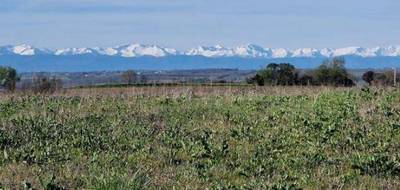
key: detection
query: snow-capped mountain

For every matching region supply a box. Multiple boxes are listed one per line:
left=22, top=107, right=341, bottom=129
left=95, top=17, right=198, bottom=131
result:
left=185, top=44, right=400, bottom=58
left=187, top=45, right=236, bottom=57
left=187, top=44, right=274, bottom=58
left=1, top=43, right=400, bottom=72
left=271, top=48, right=291, bottom=58
left=55, top=48, right=98, bottom=56
left=1, top=43, right=400, bottom=58
left=234, top=44, right=272, bottom=57
left=54, top=44, right=178, bottom=57
left=0, top=44, right=51, bottom=56
left=115, top=43, right=178, bottom=57
left=291, top=48, right=322, bottom=58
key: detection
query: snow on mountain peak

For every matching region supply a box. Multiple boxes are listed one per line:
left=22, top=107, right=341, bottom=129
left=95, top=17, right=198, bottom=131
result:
left=320, top=48, right=333, bottom=57
left=291, top=48, right=321, bottom=58
left=1, top=43, right=400, bottom=58
left=117, top=43, right=177, bottom=57
left=377, top=46, right=400, bottom=57
left=55, top=48, right=96, bottom=55
left=52, top=43, right=178, bottom=57
left=271, top=48, right=290, bottom=58
left=12, top=44, right=34, bottom=55
left=93, top=47, right=118, bottom=56
left=333, top=47, right=364, bottom=57
left=11, top=44, right=51, bottom=56
left=187, top=45, right=235, bottom=57
left=234, top=44, right=271, bottom=57
left=187, top=44, right=272, bottom=58
left=331, top=46, right=380, bottom=57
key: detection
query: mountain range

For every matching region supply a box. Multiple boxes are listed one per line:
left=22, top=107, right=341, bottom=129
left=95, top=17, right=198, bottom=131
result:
left=2, top=43, right=400, bottom=58
left=0, top=43, right=400, bottom=72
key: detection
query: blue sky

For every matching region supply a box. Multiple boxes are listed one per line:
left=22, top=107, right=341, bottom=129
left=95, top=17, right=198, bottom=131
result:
left=0, top=0, right=399, bottom=50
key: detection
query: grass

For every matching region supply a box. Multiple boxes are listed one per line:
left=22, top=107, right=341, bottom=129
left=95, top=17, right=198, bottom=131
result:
left=73, top=82, right=253, bottom=89
left=0, top=86, right=399, bottom=189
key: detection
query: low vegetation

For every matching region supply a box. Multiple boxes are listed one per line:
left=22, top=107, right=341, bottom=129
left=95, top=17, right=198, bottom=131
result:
left=0, top=87, right=400, bottom=189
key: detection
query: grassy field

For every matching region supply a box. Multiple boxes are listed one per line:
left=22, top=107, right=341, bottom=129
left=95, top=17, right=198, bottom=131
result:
left=0, top=86, right=400, bottom=189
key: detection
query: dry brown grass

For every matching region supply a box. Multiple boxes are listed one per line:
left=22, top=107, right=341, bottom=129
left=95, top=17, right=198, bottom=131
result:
left=55, top=85, right=354, bottom=98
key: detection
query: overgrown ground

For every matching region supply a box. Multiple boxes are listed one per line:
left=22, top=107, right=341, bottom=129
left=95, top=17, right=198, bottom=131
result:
left=0, top=87, right=400, bottom=189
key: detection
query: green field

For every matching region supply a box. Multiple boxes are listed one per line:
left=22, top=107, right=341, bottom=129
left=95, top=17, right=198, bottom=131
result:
left=0, top=87, right=400, bottom=189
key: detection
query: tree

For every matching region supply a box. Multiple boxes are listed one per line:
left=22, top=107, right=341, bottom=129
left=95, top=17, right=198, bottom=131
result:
left=298, top=74, right=314, bottom=86
left=122, top=70, right=137, bottom=85
left=276, top=63, right=298, bottom=85
left=251, top=63, right=298, bottom=86
left=0, top=66, right=19, bottom=91
left=362, top=71, right=375, bottom=85
left=313, top=57, right=354, bottom=86
left=247, top=74, right=264, bottom=86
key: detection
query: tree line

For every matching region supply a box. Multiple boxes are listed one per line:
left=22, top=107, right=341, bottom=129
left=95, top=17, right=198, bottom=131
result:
left=0, top=66, right=63, bottom=93
left=248, top=57, right=399, bottom=87
left=1, top=60, right=398, bottom=92
left=0, top=67, right=140, bottom=93
left=248, top=57, right=355, bottom=86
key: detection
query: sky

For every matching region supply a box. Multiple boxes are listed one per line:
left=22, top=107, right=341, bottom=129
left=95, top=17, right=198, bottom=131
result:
left=0, top=0, right=399, bottom=50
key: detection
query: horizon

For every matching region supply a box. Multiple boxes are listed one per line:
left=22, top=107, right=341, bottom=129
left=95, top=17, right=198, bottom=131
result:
left=1, top=0, right=400, bottom=49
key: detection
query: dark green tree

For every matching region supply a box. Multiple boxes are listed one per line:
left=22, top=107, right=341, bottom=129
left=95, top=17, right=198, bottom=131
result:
left=0, top=66, right=19, bottom=91
left=251, top=63, right=298, bottom=86
left=362, top=71, right=375, bottom=85
left=247, top=74, right=264, bottom=86
left=314, top=57, right=354, bottom=86
left=298, top=74, right=314, bottom=86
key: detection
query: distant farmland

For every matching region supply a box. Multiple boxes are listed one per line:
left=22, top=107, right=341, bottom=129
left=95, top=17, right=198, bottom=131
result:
left=16, top=68, right=385, bottom=89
